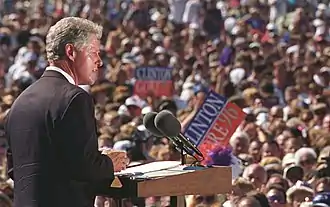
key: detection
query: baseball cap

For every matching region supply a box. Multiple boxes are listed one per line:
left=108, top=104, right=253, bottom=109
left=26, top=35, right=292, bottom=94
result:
left=282, top=153, right=296, bottom=168
left=287, top=181, right=314, bottom=203
left=283, top=165, right=304, bottom=181
left=125, top=96, right=145, bottom=108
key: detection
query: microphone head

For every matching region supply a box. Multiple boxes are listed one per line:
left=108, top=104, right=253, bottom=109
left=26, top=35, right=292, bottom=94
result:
left=154, top=110, right=181, bottom=137
left=143, top=112, right=164, bottom=137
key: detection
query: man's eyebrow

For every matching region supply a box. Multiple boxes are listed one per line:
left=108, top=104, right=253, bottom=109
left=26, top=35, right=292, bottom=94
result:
left=88, top=46, right=100, bottom=51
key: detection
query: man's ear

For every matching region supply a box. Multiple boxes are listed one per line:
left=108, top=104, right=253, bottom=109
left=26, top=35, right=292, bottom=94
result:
left=65, top=43, right=76, bottom=61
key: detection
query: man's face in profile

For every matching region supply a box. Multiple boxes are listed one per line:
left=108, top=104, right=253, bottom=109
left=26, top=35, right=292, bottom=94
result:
left=73, top=35, right=103, bottom=85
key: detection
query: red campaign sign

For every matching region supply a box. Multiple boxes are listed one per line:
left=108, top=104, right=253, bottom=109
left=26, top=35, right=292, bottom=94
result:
left=183, top=90, right=246, bottom=158
left=134, top=80, right=173, bottom=98
left=134, top=67, right=173, bottom=98
left=198, top=102, right=246, bottom=157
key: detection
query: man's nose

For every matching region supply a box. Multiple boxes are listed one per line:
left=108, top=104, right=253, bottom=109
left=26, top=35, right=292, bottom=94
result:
left=96, top=58, right=103, bottom=68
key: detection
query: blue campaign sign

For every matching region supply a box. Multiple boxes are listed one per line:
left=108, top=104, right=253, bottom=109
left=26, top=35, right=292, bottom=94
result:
left=183, top=90, right=228, bottom=147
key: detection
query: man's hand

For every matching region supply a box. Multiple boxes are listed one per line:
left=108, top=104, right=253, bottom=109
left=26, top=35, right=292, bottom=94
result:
left=102, top=149, right=129, bottom=172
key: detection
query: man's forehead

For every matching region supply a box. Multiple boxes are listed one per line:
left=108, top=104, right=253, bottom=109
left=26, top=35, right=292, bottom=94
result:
left=90, top=37, right=100, bottom=44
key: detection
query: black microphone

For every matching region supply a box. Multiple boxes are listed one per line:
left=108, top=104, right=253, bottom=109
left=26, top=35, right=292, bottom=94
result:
left=154, top=110, right=204, bottom=157
left=142, top=112, right=163, bottom=137
left=143, top=112, right=181, bottom=149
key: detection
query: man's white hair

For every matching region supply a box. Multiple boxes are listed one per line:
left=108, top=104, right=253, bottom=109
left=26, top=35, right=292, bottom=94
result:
left=294, top=147, right=317, bottom=165
left=45, top=17, right=103, bottom=61
left=229, top=131, right=250, bottom=147
left=242, top=164, right=267, bottom=182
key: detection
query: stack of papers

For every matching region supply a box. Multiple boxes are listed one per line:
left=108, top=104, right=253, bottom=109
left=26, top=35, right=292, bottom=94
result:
left=115, top=161, right=193, bottom=179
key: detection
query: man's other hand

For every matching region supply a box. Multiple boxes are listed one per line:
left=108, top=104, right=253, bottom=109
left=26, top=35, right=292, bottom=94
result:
left=102, top=149, right=129, bottom=172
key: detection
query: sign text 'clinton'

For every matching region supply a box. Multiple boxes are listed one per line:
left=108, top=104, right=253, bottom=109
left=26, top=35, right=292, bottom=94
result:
left=183, top=90, right=246, bottom=156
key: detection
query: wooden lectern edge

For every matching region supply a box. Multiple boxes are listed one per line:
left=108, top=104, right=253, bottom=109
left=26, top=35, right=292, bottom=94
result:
left=137, top=166, right=232, bottom=198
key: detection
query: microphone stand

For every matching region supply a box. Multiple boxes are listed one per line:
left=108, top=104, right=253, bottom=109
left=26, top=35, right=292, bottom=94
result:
left=170, top=141, right=186, bottom=207
left=179, top=141, right=186, bottom=165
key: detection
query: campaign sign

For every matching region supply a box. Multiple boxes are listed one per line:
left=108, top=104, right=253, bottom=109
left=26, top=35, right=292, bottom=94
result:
left=183, top=90, right=246, bottom=157
left=134, top=67, right=173, bottom=98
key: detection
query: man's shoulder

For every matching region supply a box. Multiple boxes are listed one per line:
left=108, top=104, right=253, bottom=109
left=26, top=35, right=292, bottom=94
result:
left=31, top=76, right=84, bottom=94
left=13, top=77, right=88, bottom=111
left=7, top=80, right=90, bottom=129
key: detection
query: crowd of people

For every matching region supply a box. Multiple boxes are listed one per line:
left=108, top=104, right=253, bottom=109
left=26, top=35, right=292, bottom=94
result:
left=1, top=0, right=330, bottom=206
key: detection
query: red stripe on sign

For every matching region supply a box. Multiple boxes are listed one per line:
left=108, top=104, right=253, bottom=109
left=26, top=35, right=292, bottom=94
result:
left=198, top=102, right=246, bottom=156
left=134, top=80, right=173, bottom=98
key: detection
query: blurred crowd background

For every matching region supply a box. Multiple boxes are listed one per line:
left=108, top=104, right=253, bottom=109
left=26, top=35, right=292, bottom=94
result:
left=1, top=0, right=330, bottom=206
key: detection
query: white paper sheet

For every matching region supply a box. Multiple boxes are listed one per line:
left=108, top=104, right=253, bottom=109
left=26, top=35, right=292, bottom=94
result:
left=140, top=165, right=195, bottom=178
left=115, top=161, right=182, bottom=176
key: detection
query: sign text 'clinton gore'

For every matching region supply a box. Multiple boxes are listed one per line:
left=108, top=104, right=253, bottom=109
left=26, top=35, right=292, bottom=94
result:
left=183, top=90, right=246, bottom=156
left=134, top=67, right=173, bottom=98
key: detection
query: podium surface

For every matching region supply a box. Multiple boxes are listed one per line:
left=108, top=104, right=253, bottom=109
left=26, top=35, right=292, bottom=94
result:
left=108, top=161, right=232, bottom=199
left=138, top=166, right=232, bottom=197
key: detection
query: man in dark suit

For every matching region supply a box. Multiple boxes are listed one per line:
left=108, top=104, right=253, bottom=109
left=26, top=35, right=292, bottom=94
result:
left=5, top=17, right=128, bottom=207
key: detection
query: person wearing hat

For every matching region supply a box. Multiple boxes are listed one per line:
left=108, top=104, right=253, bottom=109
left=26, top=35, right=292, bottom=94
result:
left=265, top=184, right=287, bottom=207
left=121, top=95, right=145, bottom=117
left=249, top=42, right=261, bottom=58
left=286, top=181, right=314, bottom=207
left=260, top=156, right=282, bottom=177
left=283, top=164, right=304, bottom=186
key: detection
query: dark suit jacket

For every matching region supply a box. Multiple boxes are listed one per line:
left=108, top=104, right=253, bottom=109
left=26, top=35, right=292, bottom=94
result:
left=5, top=70, right=115, bottom=207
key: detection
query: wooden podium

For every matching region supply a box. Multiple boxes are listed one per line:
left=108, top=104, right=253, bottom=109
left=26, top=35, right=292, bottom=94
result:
left=105, top=163, right=232, bottom=207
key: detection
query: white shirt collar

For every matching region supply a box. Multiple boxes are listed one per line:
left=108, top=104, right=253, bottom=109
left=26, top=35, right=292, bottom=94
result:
left=45, top=66, right=75, bottom=85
